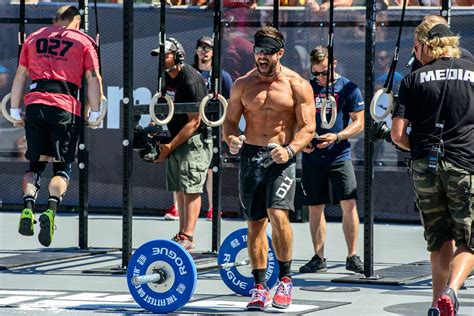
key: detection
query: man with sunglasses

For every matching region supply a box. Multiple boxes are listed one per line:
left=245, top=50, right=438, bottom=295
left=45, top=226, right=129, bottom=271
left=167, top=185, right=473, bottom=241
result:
left=223, top=26, right=315, bottom=311
left=391, top=21, right=474, bottom=316
left=299, top=45, right=365, bottom=275
left=409, top=14, right=473, bottom=72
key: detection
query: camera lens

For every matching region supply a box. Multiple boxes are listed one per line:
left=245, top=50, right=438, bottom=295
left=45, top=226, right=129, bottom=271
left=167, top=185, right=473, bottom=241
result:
left=372, top=121, right=392, bottom=144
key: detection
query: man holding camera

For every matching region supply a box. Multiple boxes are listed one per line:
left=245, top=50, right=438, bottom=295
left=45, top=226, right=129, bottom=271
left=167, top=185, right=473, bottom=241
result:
left=150, top=38, right=212, bottom=251
left=391, top=21, right=474, bottom=316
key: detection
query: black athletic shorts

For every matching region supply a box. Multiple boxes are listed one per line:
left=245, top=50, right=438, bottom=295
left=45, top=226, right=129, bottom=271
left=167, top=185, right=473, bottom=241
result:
left=301, top=160, right=357, bottom=205
left=239, top=143, right=296, bottom=221
left=25, top=104, right=80, bottom=162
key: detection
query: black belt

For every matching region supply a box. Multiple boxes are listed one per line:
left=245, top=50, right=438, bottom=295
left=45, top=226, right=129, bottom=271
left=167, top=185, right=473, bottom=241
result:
left=30, top=79, right=79, bottom=98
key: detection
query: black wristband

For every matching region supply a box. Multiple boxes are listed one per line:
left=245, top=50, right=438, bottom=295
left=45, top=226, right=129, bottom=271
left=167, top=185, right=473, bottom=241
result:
left=286, top=145, right=295, bottom=159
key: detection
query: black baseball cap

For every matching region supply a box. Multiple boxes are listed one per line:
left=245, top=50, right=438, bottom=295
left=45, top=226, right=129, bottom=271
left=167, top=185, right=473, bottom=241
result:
left=196, top=36, right=213, bottom=48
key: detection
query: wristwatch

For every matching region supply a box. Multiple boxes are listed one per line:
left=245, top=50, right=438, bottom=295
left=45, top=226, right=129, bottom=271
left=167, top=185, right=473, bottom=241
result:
left=335, top=133, right=342, bottom=144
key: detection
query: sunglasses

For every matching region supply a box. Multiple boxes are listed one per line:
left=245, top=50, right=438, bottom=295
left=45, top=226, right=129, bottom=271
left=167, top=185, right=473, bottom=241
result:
left=253, top=46, right=280, bottom=55
left=197, top=46, right=212, bottom=52
left=311, top=70, right=328, bottom=77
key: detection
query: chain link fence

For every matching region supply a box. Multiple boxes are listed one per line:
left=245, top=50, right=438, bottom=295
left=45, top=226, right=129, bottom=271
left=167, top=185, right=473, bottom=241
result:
left=0, top=2, right=473, bottom=221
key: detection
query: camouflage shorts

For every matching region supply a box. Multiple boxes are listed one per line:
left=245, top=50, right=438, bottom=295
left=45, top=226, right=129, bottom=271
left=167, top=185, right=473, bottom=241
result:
left=166, top=133, right=213, bottom=194
left=412, top=158, right=474, bottom=252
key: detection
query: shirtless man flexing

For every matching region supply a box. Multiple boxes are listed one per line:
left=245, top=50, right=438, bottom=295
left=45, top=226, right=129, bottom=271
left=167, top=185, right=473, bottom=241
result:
left=223, top=26, right=316, bottom=311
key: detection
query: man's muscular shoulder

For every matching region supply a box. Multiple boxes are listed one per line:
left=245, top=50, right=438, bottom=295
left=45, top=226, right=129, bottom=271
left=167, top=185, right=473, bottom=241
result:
left=282, top=66, right=303, bottom=80
left=233, top=72, right=256, bottom=89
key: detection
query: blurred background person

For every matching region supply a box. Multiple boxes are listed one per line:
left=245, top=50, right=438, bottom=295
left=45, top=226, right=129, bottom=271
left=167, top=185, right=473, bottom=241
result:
left=374, top=50, right=403, bottom=94
left=192, top=35, right=233, bottom=220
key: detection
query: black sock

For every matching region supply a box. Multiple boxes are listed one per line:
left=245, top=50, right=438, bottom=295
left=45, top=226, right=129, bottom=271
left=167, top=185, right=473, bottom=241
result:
left=278, top=260, right=292, bottom=280
left=23, top=196, right=35, bottom=212
left=47, top=196, right=61, bottom=215
left=252, top=269, right=267, bottom=288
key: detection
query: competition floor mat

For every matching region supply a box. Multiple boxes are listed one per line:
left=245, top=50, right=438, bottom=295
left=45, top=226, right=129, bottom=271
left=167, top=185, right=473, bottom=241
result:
left=0, top=289, right=350, bottom=314
left=332, top=261, right=433, bottom=285
left=0, top=248, right=116, bottom=271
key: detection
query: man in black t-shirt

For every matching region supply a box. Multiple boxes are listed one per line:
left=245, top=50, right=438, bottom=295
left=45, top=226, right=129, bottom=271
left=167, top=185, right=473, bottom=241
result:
left=391, top=22, right=474, bottom=316
left=150, top=38, right=212, bottom=251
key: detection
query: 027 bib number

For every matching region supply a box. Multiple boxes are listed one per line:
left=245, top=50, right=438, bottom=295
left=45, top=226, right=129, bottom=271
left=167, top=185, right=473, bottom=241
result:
left=36, top=38, right=73, bottom=57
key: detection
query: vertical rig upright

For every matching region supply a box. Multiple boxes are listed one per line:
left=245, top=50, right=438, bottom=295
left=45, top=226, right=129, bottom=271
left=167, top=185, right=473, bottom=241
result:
left=363, top=0, right=376, bottom=278
left=122, top=0, right=134, bottom=268
left=78, top=0, right=90, bottom=250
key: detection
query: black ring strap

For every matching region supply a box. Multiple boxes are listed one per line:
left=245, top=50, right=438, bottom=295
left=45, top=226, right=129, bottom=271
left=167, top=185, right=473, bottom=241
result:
left=383, top=0, right=407, bottom=94
left=325, top=0, right=335, bottom=99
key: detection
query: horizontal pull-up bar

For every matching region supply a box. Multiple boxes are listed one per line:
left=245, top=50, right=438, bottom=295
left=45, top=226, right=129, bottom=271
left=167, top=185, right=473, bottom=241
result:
left=0, top=18, right=52, bottom=24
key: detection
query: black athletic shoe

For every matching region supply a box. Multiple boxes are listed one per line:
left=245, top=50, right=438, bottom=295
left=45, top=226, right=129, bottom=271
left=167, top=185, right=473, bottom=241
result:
left=427, top=307, right=440, bottom=316
left=299, top=254, right=327, bottom=273
left=346, top=255, right=364, bottom=274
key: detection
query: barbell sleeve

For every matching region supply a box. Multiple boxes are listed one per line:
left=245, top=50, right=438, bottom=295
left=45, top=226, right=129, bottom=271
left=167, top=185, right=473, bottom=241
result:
left=131, top=273, right=163, bottom=286
left=218, top=259, right=250, bottom=270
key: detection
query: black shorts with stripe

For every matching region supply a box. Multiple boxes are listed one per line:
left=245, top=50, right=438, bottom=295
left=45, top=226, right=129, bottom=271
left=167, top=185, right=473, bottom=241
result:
left=239, top=143, right=296, bottom=221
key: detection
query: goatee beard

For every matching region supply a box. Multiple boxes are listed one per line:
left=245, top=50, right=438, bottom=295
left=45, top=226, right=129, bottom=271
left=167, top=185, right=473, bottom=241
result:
left=256, top=62, right=279, bottom=78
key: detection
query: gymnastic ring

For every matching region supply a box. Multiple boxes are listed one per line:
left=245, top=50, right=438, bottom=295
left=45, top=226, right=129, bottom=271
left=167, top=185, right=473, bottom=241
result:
left=149, top=92, right=174, bottom=125
left=370, top=88, right=394, bottom=121
left=1, top=93, right=24, bottom=125
left=199, top=93, right=228, bottom=127
left=85, top=95, right=108, bottom=127
left=320, top=95, right=337, bottom=129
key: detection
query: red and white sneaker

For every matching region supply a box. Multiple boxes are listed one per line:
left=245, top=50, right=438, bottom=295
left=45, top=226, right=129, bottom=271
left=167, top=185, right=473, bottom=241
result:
left=271, top=276, right=293, bottom=309
left=205, top=208, right=222, bottom=221
left=246, top=284, right=271, bottom=311
left=437, top=288, right=459, bottom=316
left=206, top=208, right=213, bottom=221
left=164, top=205, right=179, bottom=220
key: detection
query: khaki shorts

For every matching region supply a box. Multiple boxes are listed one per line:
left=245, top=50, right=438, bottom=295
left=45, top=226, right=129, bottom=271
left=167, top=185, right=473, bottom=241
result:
left=412, top=158, right=474, bottom=252
left=166, top=133, right=213, bottom=194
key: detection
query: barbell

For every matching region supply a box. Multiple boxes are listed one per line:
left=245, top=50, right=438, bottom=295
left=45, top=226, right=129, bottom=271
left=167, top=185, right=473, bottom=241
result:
left=126, top=227, right=279, bottom=314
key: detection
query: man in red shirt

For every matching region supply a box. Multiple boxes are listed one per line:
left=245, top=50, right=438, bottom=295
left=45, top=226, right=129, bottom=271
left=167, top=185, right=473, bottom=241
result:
left=8, top=5, right=103, bottom=247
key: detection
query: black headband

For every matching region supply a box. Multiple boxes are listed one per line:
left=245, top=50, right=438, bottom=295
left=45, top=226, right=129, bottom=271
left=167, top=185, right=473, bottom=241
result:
left=427, top=24, right=455, bottom=40
left=254, top=34, right=284, bottom=50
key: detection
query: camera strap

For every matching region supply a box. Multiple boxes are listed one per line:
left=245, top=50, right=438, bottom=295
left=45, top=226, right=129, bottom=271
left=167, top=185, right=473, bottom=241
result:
left=432, top=58, right=453, bottom=127
left=425, top=58, right=453, bottom=171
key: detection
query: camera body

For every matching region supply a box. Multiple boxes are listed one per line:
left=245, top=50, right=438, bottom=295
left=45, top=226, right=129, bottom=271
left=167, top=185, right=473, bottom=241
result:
left=133, top=125, right=171, bottom=162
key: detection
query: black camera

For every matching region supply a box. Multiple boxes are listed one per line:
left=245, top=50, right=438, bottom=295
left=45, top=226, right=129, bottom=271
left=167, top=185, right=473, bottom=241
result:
left=133, top=125, right=171, bottom=162
left=371, top=121, right=392, bottom=143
